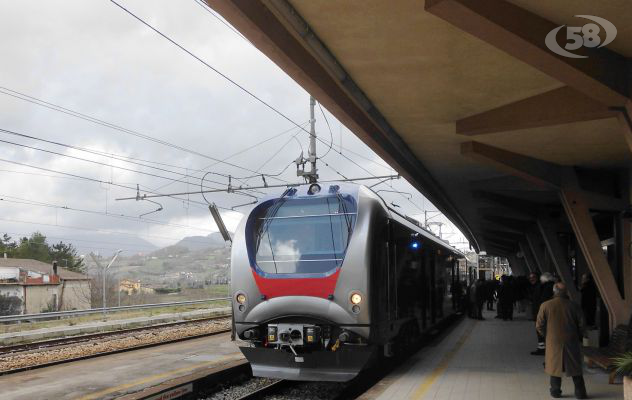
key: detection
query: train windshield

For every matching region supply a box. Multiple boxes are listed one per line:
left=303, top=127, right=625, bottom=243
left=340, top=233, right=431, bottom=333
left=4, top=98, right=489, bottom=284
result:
left=254, top=195, right=356, bottom=275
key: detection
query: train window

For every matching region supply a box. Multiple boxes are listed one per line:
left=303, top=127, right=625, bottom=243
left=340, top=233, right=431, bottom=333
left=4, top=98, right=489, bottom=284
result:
left=252, top=195, right=356, bottom=275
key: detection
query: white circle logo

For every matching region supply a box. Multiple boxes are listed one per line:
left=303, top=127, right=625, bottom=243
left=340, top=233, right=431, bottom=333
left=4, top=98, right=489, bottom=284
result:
left=545, top=15, right=617, bottom=58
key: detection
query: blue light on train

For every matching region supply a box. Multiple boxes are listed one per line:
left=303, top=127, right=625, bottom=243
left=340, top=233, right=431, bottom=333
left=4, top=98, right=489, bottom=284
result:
left=410, top=241, right=420, bottom=250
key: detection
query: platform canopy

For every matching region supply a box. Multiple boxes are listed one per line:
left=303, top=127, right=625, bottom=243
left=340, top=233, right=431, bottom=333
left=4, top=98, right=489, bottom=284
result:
left=207, top=0, right=632, bottom=325
left=207, top=0, right=632, bottom=321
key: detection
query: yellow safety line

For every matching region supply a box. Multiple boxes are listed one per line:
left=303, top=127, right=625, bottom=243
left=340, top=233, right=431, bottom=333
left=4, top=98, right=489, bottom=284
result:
left=75, top=355, right=240, bottom=400
left=410, top=321, right=477, bottom=399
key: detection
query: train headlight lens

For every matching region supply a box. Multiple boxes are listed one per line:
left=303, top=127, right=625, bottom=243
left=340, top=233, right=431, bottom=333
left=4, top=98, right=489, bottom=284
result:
left=308, top=184, right=321, bottom=195
left=350, top=293, right=362, bottom=305
left=236, top=294, right=246, bottom=304
left=267, top=326, right=277, bottom=342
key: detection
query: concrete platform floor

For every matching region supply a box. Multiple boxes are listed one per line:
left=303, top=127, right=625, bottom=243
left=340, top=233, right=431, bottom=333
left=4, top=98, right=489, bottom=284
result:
left=364, top=310, right=624, bottom=400
left=0, top=332, right=242, bottom=400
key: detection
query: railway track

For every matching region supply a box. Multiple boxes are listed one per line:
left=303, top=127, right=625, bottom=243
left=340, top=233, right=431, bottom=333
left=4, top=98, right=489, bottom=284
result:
left=0, top=313, right=231, bottom=355
left=234, top=380, right=294, bottom=399
left=0, top=314, right=231, bottom=375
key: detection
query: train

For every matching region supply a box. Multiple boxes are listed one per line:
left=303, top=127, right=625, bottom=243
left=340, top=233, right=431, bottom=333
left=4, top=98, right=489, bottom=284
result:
left=229, top=182, right=465, bottom=381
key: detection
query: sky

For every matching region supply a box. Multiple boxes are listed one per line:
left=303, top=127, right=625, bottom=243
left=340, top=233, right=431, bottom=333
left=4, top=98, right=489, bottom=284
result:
left=0, top=0, right=470, bottom=255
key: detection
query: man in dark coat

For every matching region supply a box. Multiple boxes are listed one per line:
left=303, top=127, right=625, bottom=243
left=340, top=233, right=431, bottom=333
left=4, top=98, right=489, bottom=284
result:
left=580, top=273, right=597, bottom=327
left=536, top=283, right=587, bottom=399
left=497, top=275, right=514, bottom=320
left=531, top=272, right=555, bottom=355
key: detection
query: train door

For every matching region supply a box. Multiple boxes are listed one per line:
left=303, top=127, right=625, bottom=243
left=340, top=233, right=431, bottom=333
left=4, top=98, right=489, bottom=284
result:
left=370, top=217, right=390, bottom=334
left=387, top=221, right=398, bottom=322
left=429, top=247, right=437, bottom=325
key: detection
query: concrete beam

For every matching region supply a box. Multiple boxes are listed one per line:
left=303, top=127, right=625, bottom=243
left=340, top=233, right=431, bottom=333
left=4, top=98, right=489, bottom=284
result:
left=463, top=142, right=562, bottom=188
left=478, top=206, right=535, bottom=220
left=537, top=218, right=580, bottom=302
left=469, top=175, right=550, bottom=192
left=481, top=215, right=533, bottom=232
left=457, top=87, right=617, bottom=136
left=560, top=175, right=629, bottom=327
left=473, top=190, right=548, bottom=215
left=425, top=0, right=630, bottom=106
left=617, top=102, right=632, bottom=154
left=507, top=254, right=526, bottom=276
left=525, top=230, right=548, bottom=273
left=479, top=221, right=523, bottom=235
left=519, top=241, right=537, bottom=274
left=464, top=143, right=629, bottom=211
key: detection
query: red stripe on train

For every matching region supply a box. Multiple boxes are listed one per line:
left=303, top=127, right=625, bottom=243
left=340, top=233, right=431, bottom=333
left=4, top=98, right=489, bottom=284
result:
left=251, top=268, right=340, bottom=299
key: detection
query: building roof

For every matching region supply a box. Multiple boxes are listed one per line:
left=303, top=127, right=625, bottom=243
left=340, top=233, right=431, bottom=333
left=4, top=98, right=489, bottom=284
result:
left=0, top=258, right=89, bottom=280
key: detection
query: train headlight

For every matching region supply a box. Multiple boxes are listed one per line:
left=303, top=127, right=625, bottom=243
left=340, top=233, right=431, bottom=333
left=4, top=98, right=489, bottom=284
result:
left=236, top=294, right=246, bottom=304
left=267, top=326, right=277, bottom=342
left=350, top=293, right=362, bottom=305
left=308, top=184, right=321, bottom=195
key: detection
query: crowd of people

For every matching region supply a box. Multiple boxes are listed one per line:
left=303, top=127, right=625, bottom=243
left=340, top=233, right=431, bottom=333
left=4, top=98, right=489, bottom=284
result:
left=451, top=271, right=599, bottom=399
left=453, top=272, right=597, bottom=328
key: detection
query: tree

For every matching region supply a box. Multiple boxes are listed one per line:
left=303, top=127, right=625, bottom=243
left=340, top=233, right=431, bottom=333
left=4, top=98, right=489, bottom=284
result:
left=0, top=234, right=17, bottom=257
left=0, top=232, right=84, bottom=273
left=14, top=232, right=50, bottom=261
left=49, top=241, right=85, bottom=273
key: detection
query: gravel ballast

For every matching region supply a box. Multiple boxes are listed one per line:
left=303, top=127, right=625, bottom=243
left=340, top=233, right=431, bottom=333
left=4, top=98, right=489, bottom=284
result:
left=0, top=317, right=231, bottom=372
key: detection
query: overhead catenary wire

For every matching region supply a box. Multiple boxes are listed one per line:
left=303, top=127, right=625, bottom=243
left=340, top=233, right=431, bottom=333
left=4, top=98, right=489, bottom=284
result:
left=192, top=0, right=250, bottom=43
left=0, top=135, right=258, bottom=199
left=152, top=122, right=308, bottom=191
left=0, top=195, right=216, bottom=233
left=0, top=86, right=289, bottom=184
left=0, top=128, right=241, bottom=190
left=109, top=1, right=312, bottom=139
left=317, top=102, right=334, bottom=159
left=0, top=156, right=233, bottom=211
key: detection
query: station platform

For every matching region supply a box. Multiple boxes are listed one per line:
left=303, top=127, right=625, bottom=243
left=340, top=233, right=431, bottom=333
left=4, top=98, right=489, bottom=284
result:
left=0, top=307, right=230, bottom=345
left=0, top=332, right=242, bottom=400
left=363, top=310, right=623, bottom=400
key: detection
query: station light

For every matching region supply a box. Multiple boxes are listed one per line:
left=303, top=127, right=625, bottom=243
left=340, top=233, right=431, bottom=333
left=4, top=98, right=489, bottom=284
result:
left=350, top=293, right=362, bottom=305
left=410, top=233, right=421, bottom=251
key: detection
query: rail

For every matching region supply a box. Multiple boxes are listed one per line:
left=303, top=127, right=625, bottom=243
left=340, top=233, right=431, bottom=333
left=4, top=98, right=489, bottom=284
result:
left=0, top=297, right=230, bottom=323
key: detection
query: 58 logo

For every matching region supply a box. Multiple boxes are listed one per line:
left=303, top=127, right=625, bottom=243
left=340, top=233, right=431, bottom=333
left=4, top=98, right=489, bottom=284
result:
left=545, top=15, right=617, bottom=59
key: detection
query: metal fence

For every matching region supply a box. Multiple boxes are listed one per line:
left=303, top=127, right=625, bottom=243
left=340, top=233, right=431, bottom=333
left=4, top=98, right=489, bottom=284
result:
left=0, top=297, right=230, bottom=323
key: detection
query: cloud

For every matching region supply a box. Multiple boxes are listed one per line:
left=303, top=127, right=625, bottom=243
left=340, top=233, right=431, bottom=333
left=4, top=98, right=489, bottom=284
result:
left=0, top=0, right=467, bottom=252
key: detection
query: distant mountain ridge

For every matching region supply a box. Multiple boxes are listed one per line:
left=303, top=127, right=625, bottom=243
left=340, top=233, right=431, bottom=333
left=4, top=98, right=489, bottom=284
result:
left=70, top=232, right=158, bottom=256
left=172, top=231, right=231, bottom=251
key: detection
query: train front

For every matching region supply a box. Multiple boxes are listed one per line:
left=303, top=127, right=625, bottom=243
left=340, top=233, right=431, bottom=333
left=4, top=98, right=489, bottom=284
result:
left=230, top=183, right=377, bottom=382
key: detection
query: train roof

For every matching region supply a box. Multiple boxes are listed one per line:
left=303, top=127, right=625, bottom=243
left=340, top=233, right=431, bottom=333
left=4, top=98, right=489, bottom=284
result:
left=250, top=181, right=467, bottom=258
left=385, top=206, right=467, bottom=258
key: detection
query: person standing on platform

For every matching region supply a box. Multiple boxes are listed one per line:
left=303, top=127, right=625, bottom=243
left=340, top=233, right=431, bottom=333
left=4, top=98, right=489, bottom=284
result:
left=580, top=273, right=597, bottom=328
left=474, top=278, right=485, bottom=320
left=531, top=272, right=555, bottom=355
left=536, top=283, right=587, bottom=399
left=497, top=275, right=514, bottom=321
left=528, top=272, right=540, bottom=321
left=485, top=279, right=497, bottom=311
left=451, top=279, right=463, bottom=314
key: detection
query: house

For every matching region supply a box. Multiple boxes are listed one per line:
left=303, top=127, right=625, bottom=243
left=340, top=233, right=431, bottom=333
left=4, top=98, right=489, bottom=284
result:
left=119, top=279, right=154, bottom=295
left=0, top=258, right=91, bottom=315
